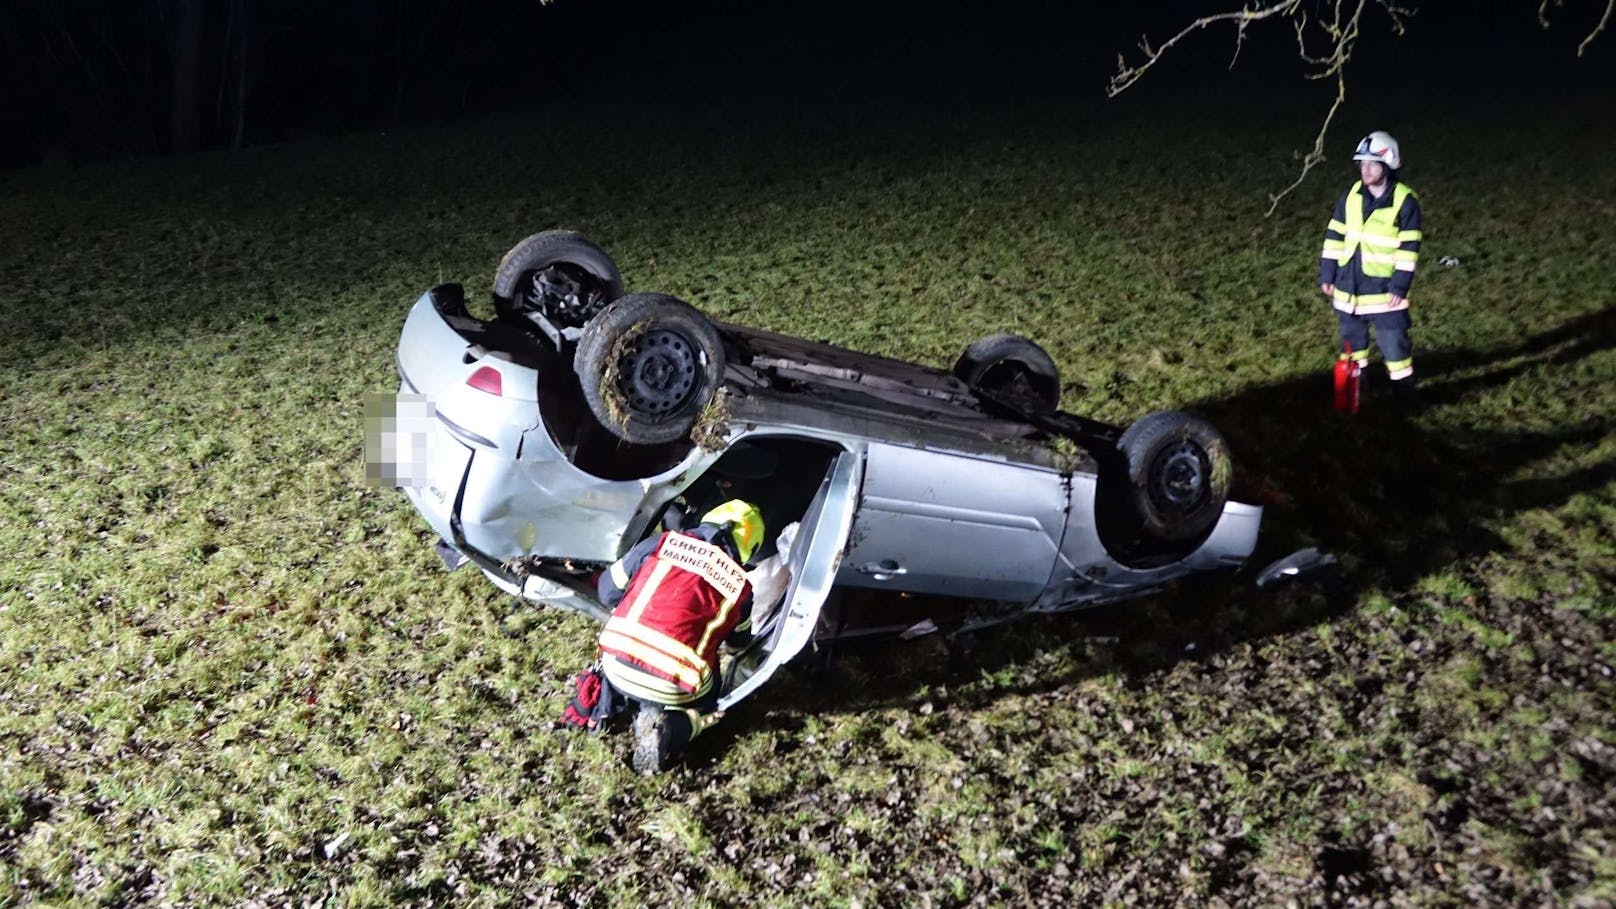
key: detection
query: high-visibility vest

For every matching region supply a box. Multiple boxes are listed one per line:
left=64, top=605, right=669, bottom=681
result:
left=598, top=532, right=751, bottom=704
left=1323, top=181, right=1421, bottom=313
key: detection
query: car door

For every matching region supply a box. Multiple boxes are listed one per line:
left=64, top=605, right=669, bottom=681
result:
left=837, top=442, right=1067, bottom=603
left=718, top=449, right=862, bottom=711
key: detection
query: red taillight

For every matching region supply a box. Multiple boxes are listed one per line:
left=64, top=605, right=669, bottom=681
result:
left=467, top=365, right=502, bottom=396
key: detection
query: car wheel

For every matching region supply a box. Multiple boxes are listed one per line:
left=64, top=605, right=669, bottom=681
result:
left=574, top=293, right=725, bottom=445
left=492, top=231, right=625, bottom=330
left=952, top=333, right=1061, bottom=412
left=1116, top=410, right=1231, bottom=543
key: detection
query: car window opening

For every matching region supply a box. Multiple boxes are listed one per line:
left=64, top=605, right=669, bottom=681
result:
left=656, top=436, right=840, bottom=565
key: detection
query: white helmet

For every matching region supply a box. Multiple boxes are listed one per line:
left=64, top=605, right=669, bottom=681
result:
left=1352, top=131, right=1401, bottom=170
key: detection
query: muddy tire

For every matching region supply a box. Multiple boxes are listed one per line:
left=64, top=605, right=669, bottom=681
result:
left=1116, top=410, right=1231, bottom=544
left=952, top=333, right=1061, bottom=412
left=492, top=231, right=625, bottom=328
left=575, top=293, right=725, bottom=445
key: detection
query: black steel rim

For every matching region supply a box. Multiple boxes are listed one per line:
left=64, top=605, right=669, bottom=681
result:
left=614, top=329, right=701, bottom=418
left=1148, top=439, right=1209, bottom=514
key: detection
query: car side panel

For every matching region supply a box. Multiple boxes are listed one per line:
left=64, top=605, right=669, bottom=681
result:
left=1034, top=474, right=1263, bottom=611
left=838, top=443, right=1066, bottom=602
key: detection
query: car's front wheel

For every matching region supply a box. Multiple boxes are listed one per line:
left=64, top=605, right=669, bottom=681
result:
left=574, top=293, right=725, bottom=445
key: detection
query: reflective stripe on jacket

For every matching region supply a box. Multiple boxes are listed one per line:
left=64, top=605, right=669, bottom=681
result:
left=1319, top=179, right=1422, bottom=315
left=597, top=530, right=752, bottom=702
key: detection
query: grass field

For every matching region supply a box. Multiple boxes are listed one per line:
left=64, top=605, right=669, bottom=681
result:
left=2, top=37, right=1614, bottom=907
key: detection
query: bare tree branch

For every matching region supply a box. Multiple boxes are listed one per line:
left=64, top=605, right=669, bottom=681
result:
left=1266, top=68, right=1349, bottom=216
left=1540, top=0, right=1612, bottom=54
left=1229, top=18, right=1250, bottom=71
left=1111, top=0, right=1373, bottom=211
left=1107, top=1, right=1303, bottom=98
left=1579, top=0, right=1615, bottom=55
left=1110, top=0, right=1611, bottom=214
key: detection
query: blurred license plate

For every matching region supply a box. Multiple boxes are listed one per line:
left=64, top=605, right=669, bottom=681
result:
left=364, top=392, right=437, bottom=488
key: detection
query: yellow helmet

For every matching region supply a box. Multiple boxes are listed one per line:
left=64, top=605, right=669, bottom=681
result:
left=700, top=499, right=765, bottom=564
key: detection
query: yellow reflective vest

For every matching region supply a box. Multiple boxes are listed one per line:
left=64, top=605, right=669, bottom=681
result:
left=1319, top=179, right=1422, bottom=315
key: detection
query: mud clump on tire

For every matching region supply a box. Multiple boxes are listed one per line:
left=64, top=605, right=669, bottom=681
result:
left=575, top=293, right=726, bottom=446
left=689, top=390, right=736, bottom=453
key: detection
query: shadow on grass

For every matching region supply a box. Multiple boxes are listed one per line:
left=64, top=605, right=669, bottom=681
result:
left=723, top=305, right=1616, bottom=730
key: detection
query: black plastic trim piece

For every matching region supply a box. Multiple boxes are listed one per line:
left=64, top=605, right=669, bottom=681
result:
left=437, top=412, right=496, bottom=449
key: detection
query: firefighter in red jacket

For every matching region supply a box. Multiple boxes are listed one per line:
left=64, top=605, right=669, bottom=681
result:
left=1320, top=130, right=1423, bottom=404
left=594, top=499, right=764, bottom=772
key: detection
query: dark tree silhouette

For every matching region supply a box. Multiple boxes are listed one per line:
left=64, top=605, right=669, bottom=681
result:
left=169, top=0, right=205, bottom=152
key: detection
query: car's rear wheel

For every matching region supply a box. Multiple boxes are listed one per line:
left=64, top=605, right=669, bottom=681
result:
left=952, top=333, right=1062, bottom=412
left=492, top=231, right=625, bottom=330
left=574, top=293, right=725, bottom=445
left=1115, top=410, right=1231, bottom=544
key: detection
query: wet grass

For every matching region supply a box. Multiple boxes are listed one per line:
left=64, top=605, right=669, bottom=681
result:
left=2, top=62, right=1614, bottom=907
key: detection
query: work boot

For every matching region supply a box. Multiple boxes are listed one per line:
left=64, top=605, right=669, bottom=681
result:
left=1353, top=369, right=1381, bottom=404
left=630, top=703, right=695, bottom=775
left=1389, top=376, right=1419, bottom=410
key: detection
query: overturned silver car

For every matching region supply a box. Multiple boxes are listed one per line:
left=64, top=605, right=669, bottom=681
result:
left=369, top=232, right=1262, bottom=711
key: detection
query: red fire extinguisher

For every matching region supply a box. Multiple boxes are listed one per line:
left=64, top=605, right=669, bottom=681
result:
left=1333, top=341, right=1361, bottom=414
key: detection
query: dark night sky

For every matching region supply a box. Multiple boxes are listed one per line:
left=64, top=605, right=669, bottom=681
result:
left=0, top=0, right=1610, bottom=168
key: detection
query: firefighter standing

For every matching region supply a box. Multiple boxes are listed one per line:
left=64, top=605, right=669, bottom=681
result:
left=1319, top=130, right=1423, bottom=404
left=587, top=499, right=764, bottom=773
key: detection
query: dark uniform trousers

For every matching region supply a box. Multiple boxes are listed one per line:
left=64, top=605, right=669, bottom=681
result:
left=1337, top=309, right=1412, bottom=377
